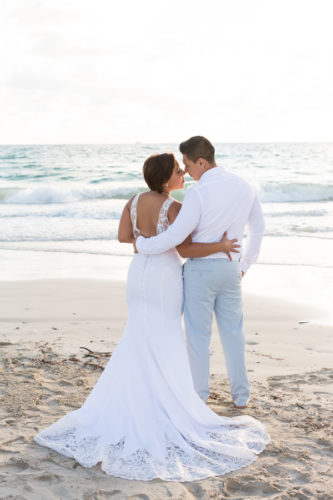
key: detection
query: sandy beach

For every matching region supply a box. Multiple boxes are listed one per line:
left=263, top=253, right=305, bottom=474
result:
left=0, top=279, right=332, bottom=499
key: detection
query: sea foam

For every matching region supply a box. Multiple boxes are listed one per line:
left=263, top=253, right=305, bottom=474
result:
left=0, top=184, right=145, bottom=205
left=1, top=181, right=333, bottom=205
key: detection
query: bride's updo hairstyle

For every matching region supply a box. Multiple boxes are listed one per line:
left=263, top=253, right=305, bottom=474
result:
left=143, top=153, right=175, bottom=193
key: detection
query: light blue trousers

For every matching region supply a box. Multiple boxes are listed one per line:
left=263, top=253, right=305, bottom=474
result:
left=183, top=258, right=250, bottom=407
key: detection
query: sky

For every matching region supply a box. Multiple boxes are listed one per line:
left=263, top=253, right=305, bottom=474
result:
left=0, top=0, right=332, bottom=144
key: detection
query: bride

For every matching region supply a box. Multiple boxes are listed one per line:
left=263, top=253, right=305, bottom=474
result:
left=34, top=152, right=269, bottom=481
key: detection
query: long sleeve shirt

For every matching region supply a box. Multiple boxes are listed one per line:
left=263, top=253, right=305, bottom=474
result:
left=136, top=166, right=265, bottom=273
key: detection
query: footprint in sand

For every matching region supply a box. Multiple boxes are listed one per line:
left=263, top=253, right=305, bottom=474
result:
left=58, top=380, right=74, bottom=387
left=128, top=495, right=150, bottom=500
left=0, top=459, right=29, bottom=473
left=225, top=476, right=280, bottom=496
left=35, top=473, right=61, bottom=484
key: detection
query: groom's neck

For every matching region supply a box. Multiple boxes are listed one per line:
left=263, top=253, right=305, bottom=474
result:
left=201, top=162, right=217, bottom=175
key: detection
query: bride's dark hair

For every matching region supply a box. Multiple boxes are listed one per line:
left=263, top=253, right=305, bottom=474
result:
left=143, top=153, right=175, bottom=193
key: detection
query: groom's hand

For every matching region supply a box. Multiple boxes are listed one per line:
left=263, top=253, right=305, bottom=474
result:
left=220, top=231, right=240, bottom=261
left=241, top=271, right=245, bottom=278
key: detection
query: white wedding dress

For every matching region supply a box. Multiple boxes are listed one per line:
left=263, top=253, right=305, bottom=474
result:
left=34, top=193, right=270, bottom=481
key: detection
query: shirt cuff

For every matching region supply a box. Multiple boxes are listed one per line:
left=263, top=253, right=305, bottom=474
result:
left=240, top=259, right=250, bottom=274
left=136, top=235, right=145, bottom=254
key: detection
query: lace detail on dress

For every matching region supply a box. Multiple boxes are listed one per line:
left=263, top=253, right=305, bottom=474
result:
left=34, top=420, right=269, bottom=481
left=157, top=198, right=174, bottom=234
left=130, top=193, right=141, bottom=234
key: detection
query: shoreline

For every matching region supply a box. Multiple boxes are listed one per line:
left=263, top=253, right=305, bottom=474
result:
left=0, top=245, right=332, bottom=326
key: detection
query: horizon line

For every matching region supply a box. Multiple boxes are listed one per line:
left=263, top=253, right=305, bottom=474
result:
left=0, top=140, right=333, bottom=146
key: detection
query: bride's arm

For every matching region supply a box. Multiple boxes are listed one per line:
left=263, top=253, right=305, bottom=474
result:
left=118, top=197, right=135, bottom=244
left=176, top=233, right=239, bottom=260
left=168, top=201, right=240, bottom=260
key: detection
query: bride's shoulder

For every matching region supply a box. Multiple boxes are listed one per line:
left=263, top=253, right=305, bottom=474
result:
left=126, top=191, right=146, bottom=208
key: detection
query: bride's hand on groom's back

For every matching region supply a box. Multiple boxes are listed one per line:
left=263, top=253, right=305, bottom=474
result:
left=220, top=232, right=240, bottom=261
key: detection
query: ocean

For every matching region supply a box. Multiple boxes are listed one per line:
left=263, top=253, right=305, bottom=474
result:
left=1, top=143, right=332, bottom=320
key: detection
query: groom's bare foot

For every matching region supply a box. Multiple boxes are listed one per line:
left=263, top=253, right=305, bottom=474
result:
left=234, top=399, right=249, bottom=409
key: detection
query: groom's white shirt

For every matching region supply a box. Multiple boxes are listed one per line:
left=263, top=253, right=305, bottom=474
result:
left=136, top=166, right=265, bottom=273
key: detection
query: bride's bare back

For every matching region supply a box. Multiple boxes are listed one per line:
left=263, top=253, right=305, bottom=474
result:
left=118, top=190, right=181, bottom=245
left=135, top=191, right=178, bottom=237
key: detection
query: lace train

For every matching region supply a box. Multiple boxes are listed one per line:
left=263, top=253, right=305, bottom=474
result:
left=35, top=418, right=269, bottom=481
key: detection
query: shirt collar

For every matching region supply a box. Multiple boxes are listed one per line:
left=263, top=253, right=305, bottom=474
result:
left=199, top=165, right=225, bottom=183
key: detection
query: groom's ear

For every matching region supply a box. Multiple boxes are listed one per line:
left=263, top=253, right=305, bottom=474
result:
left=198, top=158, right=207, bottom=170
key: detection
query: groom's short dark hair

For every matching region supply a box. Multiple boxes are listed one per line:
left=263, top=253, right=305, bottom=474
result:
left=179, top=136, right=215, bottom=164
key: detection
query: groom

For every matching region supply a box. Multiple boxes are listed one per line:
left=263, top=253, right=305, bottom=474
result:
left=136, top=136, right=265, bottom=408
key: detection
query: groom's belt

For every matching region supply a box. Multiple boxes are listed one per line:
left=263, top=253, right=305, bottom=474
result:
left=188, top=256, right=241, bottom=262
